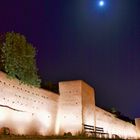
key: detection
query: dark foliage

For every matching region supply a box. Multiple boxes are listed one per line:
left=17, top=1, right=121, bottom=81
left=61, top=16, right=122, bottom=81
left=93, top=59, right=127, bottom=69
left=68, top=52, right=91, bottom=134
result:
left=0, top=32, right=41, bottom=87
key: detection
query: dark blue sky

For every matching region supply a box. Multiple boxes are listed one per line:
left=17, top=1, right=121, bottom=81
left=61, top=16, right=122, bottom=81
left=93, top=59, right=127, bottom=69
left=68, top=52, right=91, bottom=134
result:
left=0, top=0, right=140, bottom=119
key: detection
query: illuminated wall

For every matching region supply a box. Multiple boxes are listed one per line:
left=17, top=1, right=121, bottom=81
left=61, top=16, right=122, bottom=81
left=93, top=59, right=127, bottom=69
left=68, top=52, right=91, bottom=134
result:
left=58, top=80, right=139, bottom=139
left=81, top=81, right=95, bottom=127
left=0, top=71, right=139, bottom=139
left=57, top=81, right=95, bottom=135
left=135, top=118, right=140, bottom=138
left=58, top=81, right=83, bottom=135
left=95, top=107, right=137, bottom=139
left=0, top=72, right=59, bottom=135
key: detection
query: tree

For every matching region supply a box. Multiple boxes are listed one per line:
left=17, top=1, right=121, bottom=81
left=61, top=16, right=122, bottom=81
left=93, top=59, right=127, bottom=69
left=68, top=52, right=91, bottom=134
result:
left=41, top=81, right=59, bottom=93
left=0, top=33, right=5, bottom=71
left=110, top=107, right=121, bottom=117
left=0, top=32, right=41, bottom=87
left=108, top=107, right=135, bottom=124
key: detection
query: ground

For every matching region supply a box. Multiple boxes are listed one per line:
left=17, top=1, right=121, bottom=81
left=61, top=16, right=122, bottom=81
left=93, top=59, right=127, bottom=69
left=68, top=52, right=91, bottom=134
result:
left=0, top=135, right=126, bottom=140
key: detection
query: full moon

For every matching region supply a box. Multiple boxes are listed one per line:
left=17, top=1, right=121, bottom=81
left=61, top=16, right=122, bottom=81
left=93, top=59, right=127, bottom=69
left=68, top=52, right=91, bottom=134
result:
left=99, top=0, right=104, bottom=6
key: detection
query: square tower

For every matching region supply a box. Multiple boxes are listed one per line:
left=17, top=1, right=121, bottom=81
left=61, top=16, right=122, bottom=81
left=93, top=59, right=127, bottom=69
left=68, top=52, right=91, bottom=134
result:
left=57, top=80, right=95, bottom=135
left=135, top=118, right=140, bottom=138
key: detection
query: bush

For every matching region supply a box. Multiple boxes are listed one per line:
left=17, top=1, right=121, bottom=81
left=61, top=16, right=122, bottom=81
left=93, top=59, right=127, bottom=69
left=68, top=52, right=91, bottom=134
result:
left=64, top=132, right=72, bottom=136
left=0, top=127, right=10, bottom=135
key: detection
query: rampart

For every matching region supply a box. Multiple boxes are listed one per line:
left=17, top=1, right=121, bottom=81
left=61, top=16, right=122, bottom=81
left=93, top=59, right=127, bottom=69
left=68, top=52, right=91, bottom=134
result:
left=0, top=72, right=59, bottom=135
left=0, top=71, right=139, bottom=139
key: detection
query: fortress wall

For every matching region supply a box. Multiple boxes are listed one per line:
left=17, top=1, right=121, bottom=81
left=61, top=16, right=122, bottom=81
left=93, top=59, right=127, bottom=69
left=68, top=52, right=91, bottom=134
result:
left=96, top=106, right=137, bottom=139
left=135, top=118, right=140, bottom=138
left=0, top=71, right=139, bottom=138
left=58, top=81, right=83, bottom=135
left=0, top=106, right=34, bottom=134
left=0, top=71, right=59, bottom=135
left=81, top=81, right=95, bottom=126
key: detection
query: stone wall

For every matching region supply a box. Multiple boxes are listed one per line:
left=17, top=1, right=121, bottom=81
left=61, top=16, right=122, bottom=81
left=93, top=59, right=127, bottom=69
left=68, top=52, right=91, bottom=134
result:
left=58, top=80, right=138, bottom=139
left=0, top=72, right=59, bottom=135
left=81, top=81, right=95, bottom=127
left=96, top=107, right=137, bottom=139
left=0, top=71, right=139, bottom=139
left=135, top=118, right=140, bottom=138
left=58, top=80, right=95, bottom=135
left=58, top=81, right=83, bottom=135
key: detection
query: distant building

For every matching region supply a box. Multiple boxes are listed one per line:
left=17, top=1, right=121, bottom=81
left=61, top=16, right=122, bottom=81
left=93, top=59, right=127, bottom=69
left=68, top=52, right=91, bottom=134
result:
left=0, top=71, right=139, bottom=139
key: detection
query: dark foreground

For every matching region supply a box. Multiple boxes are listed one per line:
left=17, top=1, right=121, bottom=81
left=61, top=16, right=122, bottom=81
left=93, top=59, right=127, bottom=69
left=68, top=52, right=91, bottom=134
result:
left=0, top=135, right=128, bottom=140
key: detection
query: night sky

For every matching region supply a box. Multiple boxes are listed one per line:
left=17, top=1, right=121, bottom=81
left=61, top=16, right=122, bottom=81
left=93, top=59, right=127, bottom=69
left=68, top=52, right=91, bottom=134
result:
left=0, top=0, right=140, bottom=119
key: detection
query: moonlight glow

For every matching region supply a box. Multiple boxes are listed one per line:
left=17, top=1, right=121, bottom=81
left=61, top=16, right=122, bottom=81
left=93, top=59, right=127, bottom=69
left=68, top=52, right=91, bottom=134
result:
left=99, top=0, right=104, bottom=6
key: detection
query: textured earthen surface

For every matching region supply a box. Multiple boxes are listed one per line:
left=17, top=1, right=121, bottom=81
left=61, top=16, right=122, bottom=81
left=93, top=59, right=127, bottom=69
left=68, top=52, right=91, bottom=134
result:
left=96, top=107, right=137, bottom=139
left=135, top=118, right=140, bottom=138
left=0, top=72, right=59, bottom=135
left=58, top=81, right=83, bottom=135
left=81, top=81, right=95, bottom=127
left=0, top=71, right=139, bottom=139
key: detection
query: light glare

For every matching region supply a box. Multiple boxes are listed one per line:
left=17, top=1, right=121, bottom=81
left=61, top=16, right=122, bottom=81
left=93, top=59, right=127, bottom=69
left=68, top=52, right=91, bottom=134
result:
left=99, top=0, right=104, bottom=6
left=37, top=111, right=51, bottom=128
left=0, top=110, right=6, bottom=121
